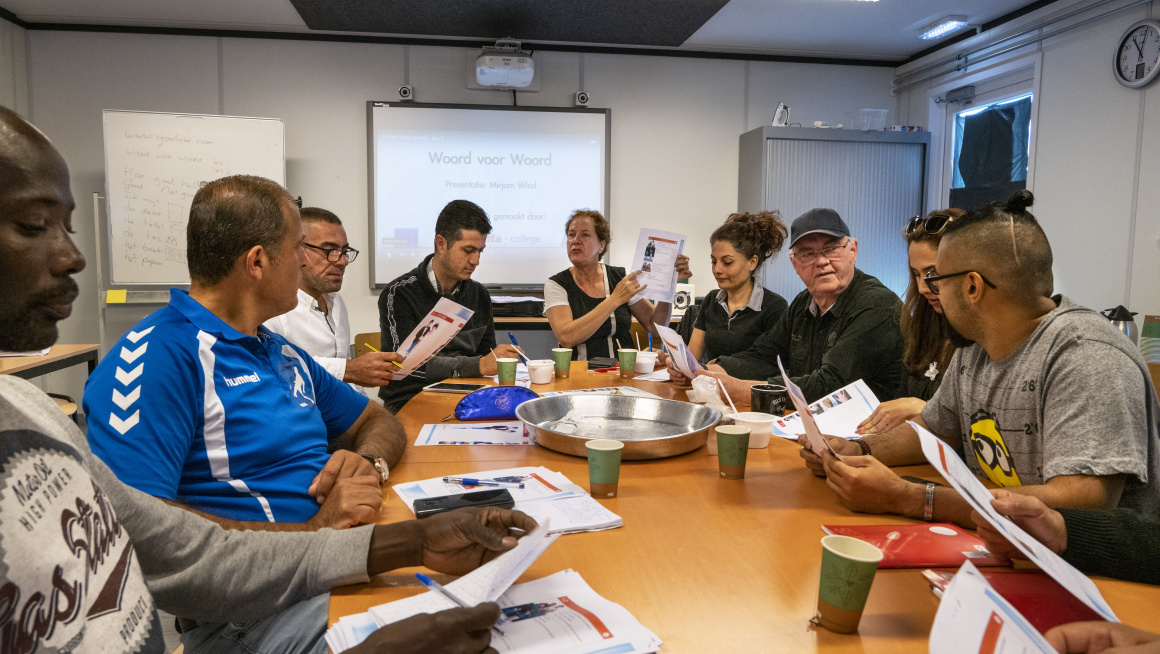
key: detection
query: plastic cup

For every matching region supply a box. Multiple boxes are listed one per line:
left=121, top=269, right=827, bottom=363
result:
left=729, top=412, right=775, bottom=448
left=552, top=348, right=572, bottom=378
left=496, top=358, right=518, bottom=385
left=715, top=425, right=750, bottom=479
left=814, top=535, right=884, bottom=633
left=634, top=351, right=658, bottom=373
left=586, top=439, right=624, bottom=498
left=751, top=384, right=788, bottom=415
left=527, top=359, right=554, bottom=385
left=618, top=349, right=637, bottom=379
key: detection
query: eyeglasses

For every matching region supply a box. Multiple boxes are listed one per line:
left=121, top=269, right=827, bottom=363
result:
left=791, top=238, right=849, bottom=265
left=923, top=270, right=997, bottom=295
left=302, top=242, right=359, bottom=263
left=906, top=213, right=956, bottom=237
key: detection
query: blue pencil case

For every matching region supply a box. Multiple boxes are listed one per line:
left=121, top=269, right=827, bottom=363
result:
left=454, top=386, right=539, bottom=421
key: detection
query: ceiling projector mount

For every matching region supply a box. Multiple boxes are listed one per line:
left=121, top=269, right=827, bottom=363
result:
left=476, top=38, right=535, bottom=88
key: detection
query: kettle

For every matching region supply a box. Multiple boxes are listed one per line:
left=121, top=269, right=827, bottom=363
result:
left=1101, top=305, right=1139, bottom=345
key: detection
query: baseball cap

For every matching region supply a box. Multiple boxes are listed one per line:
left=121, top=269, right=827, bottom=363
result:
left=789, top=208, right=850, bottom=247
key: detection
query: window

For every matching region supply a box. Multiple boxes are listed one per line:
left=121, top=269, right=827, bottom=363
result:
left=949, top=93, right=1033, bottom=210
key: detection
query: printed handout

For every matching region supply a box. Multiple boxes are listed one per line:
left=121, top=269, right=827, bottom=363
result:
left=630, top=228, right=686, bottom=304
left=769, top=379, right=879, bottom=441
left=654, top=323, right=700, bottom=378
left=393, top=297, right=474, bottom=379
left=928, top=561, right=1056, bottom=654
left=415, top=421, right=533, bottom=446
left=777, top=356, right=842, bottom=460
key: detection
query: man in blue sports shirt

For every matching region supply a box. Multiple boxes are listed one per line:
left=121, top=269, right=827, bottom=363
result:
left=85, top=175, right=407, bottom=533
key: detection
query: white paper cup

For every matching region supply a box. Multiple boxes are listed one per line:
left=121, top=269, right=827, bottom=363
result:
left=729, top=412, right=775, bottom=448
left=527, top=359, right=555, bottom=384
left=634, top=351, right=658, bottom=373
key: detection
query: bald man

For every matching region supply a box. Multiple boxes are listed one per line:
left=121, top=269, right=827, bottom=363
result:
left=798, top=191, right=1160, bottom=528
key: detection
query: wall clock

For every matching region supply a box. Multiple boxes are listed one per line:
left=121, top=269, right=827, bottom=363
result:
left=1115, top=18, right=1160, bottom=89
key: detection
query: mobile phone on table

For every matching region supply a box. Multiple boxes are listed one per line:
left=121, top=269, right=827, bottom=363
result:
left=422, top=381, right=489, bottom=394
left=413, top=489, right=516, bottom=518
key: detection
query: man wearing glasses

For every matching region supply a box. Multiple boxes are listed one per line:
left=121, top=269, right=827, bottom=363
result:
left=682, top=208, right=904, bottom=404
left=265, top=207, right=402, bottom=393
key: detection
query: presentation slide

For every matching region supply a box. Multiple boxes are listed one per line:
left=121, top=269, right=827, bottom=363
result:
left=370, top=104, right=609, bottom=286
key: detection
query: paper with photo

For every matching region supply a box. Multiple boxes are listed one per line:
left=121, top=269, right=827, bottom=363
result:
left=776, top=356, right=842, bottom=460
left=654, top=323, right=700, bottom=378
left=769, top=379, right=879, bottom=441
left=630, top=228, right=686, bottom=304
left=928, top=560, right=1056, bottom=654
left=912, top=421, right=1118, bottom=622
left=415, top=421, right=533, bottom=446
left=393, top=297, right=474, bottom=379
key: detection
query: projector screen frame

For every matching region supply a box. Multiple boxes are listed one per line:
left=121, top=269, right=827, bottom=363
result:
left=366, top=101, right=612, bottom=290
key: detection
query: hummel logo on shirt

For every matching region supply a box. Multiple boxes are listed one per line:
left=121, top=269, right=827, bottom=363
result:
left=223, top=372, right=261, bottom=387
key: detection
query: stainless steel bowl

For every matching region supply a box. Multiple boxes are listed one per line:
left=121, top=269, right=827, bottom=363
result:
left=515, top=394, right=721, bottom=459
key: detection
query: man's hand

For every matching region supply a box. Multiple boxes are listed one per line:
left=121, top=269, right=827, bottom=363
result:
left=821, top=450, right=917, bottom=515
left=310, top=450, right=378, bottom=502
left=349, top=603, right=499, bottom=654
left=856, top=397, right=927, bottom=435
left=1045, top=621, right=1160, bottom=654
left=306, top=475, right=383, bottom=529
left=344, top=351, right=405, bottom=387
left=417, top=507, right=539, bottom=575
left=971, top=489, right=1068, bottom=561
left=797, top=433, right=862, bottom=477
left=478, top=345, right=520, bottom=376
left=675, top=254, right=692, bottom=282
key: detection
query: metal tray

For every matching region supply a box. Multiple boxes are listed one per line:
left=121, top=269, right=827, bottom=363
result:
left=515, top=394, right=721, bottom=460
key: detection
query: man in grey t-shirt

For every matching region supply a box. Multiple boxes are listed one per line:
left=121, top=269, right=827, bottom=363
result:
left=797, top=192, right=1160, bottom=527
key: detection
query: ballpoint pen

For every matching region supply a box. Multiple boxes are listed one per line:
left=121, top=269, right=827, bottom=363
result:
left=443, top=476, right=525, bottom=489
left=507, top=332, right=530, bottom=363
left=416, top=573, right=506, bottom=634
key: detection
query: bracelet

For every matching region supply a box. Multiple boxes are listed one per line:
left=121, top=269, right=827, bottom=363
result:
left=852, top=438, right=872, bottom=456
left=923, top=482, right=936, bottom=522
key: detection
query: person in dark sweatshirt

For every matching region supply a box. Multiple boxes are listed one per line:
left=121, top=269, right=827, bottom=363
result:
left=377, top=200, right=518, bottom=412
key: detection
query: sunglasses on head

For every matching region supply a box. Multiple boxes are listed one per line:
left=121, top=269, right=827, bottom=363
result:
left=905, top=213, right=956, bottom=237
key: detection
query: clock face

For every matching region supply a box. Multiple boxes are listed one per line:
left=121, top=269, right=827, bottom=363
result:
left=1116, top=20, right=1160, bottom=88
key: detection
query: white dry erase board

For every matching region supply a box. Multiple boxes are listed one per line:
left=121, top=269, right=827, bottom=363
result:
left=103, top=110, right=286, bottom=285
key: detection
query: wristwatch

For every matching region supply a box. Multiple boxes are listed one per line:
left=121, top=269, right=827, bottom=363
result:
left=359, top=453, right=390, bottom=484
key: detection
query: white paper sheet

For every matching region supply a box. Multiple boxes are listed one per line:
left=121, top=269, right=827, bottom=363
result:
left=0, top=347, right=50, bottom=357
left=912, top=421, right=1118, bottom=622
left=394, top=297, right=474, bottom=379
left=415, top=422, right=533, bottom=446
left=632, top=368, right=671, bottom=382
left=654, top=323, right=700, bottom=378
left=630, top=228, right=686, bottom=304
left=515, top=495, right=623, bottom=534
left=777, top=356, right=842, bottom=460
left=769, top=379, right=880, bottom=440
left=393, top=467, right=587, bottom=512
left=928, top=560, right=1056, bottom=654
left=537, top=386, right=660, bottom=399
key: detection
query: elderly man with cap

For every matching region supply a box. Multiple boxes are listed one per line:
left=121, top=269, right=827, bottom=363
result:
left=672, top=208, right=904, bottom=404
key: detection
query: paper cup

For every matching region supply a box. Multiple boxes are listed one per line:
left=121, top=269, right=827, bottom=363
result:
left=814, top=535, right=883, bottom=633
left=586, top=439, right=624, bottom=498
left=715, top=425, right=750, bottom=479
left=552, top=348, right=572, bottom=378
left=618, top=349, right=637, bottom=379
left=527, top=359, right=554, bottom=385
left=751, top=384, right=788, bottom=415
left=729, top=412, right=775, bottom=448
left=634, top=351, right=658, bottom=373
left=496, top=358, right=518, bottom=385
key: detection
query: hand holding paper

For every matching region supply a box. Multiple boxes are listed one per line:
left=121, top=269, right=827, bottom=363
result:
left=777, top=356, right=842, bottom=461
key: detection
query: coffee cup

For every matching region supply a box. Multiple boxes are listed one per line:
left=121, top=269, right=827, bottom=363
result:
left=715, top=425, right=750, bottom=479
left=552, top=348, right=572, bottom=378
left=814, top=535, right=883, bottom=633
left=586, top=439, right=624, bottom=498
left=496, top=358, right=518, bottom=385
left=751, top=384, right=788, bottom=415
left=617, top=349, right=637, bottom=379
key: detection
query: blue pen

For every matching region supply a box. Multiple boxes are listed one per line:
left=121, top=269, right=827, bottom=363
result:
left=507, top=332, right=530, bottom=364
left=444, top=476, right=525, bottom=489
left=416, top=573, right=506, bottom=633
left=648, top=333, right=653, bottom=352
left=508, top=332, right=519, bottom=348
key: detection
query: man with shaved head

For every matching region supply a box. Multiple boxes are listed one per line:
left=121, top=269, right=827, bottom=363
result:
left=799, top=191, right=1160, bottom=528
left=0, top=105, right=530, bottom=654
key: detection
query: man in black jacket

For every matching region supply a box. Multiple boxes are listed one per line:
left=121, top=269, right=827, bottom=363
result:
left=378, top=200, right=519, bottom=411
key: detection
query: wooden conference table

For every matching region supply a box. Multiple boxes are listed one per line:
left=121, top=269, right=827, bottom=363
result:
left=0, top=343, right=99, bottom=379
left=329, top=362, right=1160, bottom=652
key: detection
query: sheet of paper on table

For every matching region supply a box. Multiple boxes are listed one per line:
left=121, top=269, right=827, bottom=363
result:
left=769, top=379, right=879, bottom=441
left=393, top=297, right=474, bottom=379
left=929, top=560, right=1056, bottom=654
left=653, top=323, right=700, bottom=378
left=415, top=421, right=533, bottom=446
left=777, top=356, right=842, bottom=460
left=912, top=421, right=1118, bottom=622
left=630, top=228, right=686, bottom=304
left=633, top=368, right=670, bottom=382
left=538, top=386, right=661, bottom=399
left=0, top=347, right=50, bottom=357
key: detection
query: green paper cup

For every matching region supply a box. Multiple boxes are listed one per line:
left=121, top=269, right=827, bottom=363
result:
left=715, top=425, right=750, bottom=479
left=618, top=349, right=637, bottom=379
left=552, top=347, right=572, bottom=378
left=814, top=535, right=884, bottom=633
left=586, top=439, right=624, bottom=498
left=496, top=358, right=518, bottom=385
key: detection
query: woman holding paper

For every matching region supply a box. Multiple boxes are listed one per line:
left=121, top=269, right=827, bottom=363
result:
left=856, top=208, right=962, bottom=435
left=544, top=210, right=690, bottom=360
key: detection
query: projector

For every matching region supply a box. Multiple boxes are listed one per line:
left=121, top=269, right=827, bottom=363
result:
left=476, top=39, right=535, bottom=88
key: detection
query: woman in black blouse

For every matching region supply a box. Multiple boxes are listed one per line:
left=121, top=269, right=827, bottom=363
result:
left=856, top=208, right=962, bottom=435
left=686, top=211, right=789, bottom=361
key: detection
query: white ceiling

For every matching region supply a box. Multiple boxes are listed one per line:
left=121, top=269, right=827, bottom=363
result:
left=1, top=0, right=1041, bottom=61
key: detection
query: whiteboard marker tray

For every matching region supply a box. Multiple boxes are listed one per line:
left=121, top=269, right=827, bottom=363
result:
left=515, top=395, right=721, bottom=460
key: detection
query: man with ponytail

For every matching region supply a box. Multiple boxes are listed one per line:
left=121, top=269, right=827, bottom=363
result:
left=801, top=190, right=1160, bottom=528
